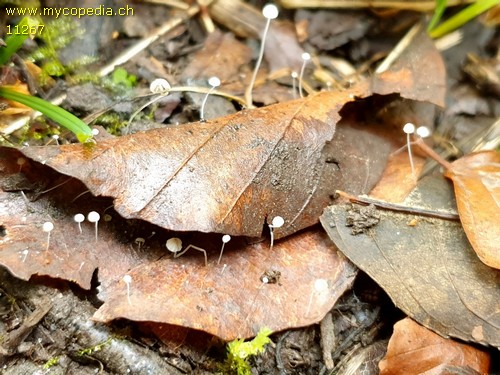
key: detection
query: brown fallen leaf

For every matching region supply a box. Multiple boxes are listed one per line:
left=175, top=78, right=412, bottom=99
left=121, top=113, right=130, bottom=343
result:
left=16, top=83, right=395, bottom=240
left=0, top=148, right=355, bottom=340
left=92, top=228, right=356, bottom=341
left=443, top=150, right=500, bottom=269
left=368, top=151, right=426, bottom=202
left=181, top=30, right=252, bottom=83
left=379, top=318, right=491, bottom=375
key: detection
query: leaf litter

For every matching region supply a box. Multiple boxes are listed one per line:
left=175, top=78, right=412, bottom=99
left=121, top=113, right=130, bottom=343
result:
left=0, top=26, right=450, bottom=342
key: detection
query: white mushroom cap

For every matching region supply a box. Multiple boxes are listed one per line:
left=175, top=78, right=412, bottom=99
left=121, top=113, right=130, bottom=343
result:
left=42, top=222, right=54, bottom=232
left=262, top=4, right=278, bottom=19
left=74, top=214, right=85, bottom=223
left=271, top=216, right=284, bottom=228
left=208, top=76, right=221, bottom=87
left=150, top=78, right=171, bottom=93
left=403, top=123, right=415, bottom=134
left=166, top=237, right=183, bottom=253
left=87, top=211, right=100, bottom=223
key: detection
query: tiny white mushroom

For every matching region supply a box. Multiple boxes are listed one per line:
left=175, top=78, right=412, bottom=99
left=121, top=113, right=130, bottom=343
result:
left=403, top=123, right=416, bottom=181
left=17, top=157, right=26, bottom=172
left=135, top=237, right=145, bottom=251
left=200, top=76, right=221, bottom=122
left=42, top=221, right=54, bottom=251
left=21, top=249, right=29, bottom=262
left=125, top=78, right=172, bottom=135
left=166, top=237, right=182, bottom=256
left=91, top=128, right=100, bottom=136
left=244, top=3, right=279, bottom=107
left=74, top=213, right=85, bottom=234
left=416, top=126, right=431, bottom=138
left=149, top=78, right=171, bottom=94
left=217, top=234, right=231, bottom=265
left=299, top=52, right=311, bottom=98
left=166, top=237, right=208, bottom=266
left=269, top=216, right=284, bottom=251
left=87, top=211, right=100, bottom=242
left=123, top=274, right=132, bottom=305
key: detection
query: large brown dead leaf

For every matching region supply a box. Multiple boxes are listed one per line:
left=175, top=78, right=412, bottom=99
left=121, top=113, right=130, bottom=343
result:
left=0, top=149, right=355, bottom=340
left=17, top=83, right=393, bottom=240
left=379, top=318, right=491, bottom=375
left=93, top=228, right=356, bottom=341
left=444, top=151, right=500, bottom=269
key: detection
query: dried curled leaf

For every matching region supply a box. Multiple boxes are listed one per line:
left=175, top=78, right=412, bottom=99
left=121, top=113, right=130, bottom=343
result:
left=444, top=151, right=500, bottom=269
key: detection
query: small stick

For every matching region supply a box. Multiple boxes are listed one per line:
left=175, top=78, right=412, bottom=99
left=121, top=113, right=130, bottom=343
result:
left=99, top=5, right=200, bottom=77
left=335, top=190, right=459, bottom=221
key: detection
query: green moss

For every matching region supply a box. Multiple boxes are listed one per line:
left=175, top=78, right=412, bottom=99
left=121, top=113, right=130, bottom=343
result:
left=111, top=68, right=137, bottom=88
left=27, top=17, right=96, bottom=84
left=78, top=337, right=113, bottom=356
left=223, top=328, right=273, bottom=375
left=43, top=356, right=60, bottom=369
left=93, top=112, right=128, bottom=135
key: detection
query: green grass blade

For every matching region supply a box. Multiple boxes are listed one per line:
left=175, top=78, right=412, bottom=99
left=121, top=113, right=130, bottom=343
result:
left=430, top=0, right=500, bottom=38
left=0, top=17, right=41, bottom=65
left=0, top=87, right=93, bottom=143
left=427, top=0, right=448, bottom=32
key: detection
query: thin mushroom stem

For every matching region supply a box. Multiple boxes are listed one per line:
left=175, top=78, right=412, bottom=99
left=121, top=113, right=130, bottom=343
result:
left=244, top=4, right=279, bottom=108
left=299, top=52, right=310, bottom=98
left=403, top=123, right=416, bottom=181
left=175, top=244, right=208, bottom=267
left=200, top=77, right=221, bottom=122
left=269, top=216, right=284, bottom=251
left=217, top=235, right=231, bottom=265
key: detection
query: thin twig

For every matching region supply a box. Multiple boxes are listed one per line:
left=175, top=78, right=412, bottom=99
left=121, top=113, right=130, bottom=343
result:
left=99, top=5, right=200, bottom=77
left=376, top=23, right=421, bottom=74
left=335, top=190, right=459, bottom=221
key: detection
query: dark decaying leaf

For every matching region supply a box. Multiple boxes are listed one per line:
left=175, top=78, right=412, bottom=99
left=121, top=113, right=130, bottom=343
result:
left=379, top=318, right=491, bottom=375
left=371, top=23, right=446, bottom=108
left=321, top=198, right=500, bottom=348
left=93, top=228, right=356, bottom=341
left=444, top=151, right=500, bottom=269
